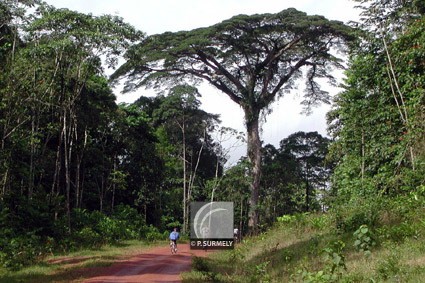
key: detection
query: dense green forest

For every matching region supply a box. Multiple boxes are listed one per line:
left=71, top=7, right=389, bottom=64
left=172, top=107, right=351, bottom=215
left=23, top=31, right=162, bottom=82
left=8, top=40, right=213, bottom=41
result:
left=0, top=0, right=423, bottom=272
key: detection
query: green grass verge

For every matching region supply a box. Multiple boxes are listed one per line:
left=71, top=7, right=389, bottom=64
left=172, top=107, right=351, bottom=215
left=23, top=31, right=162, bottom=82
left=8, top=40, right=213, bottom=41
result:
left=182, top=206, right=425, bottom=283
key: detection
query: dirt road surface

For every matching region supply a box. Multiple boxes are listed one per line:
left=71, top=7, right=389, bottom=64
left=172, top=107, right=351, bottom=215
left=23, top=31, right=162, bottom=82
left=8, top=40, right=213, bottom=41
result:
left=80, top=243, right=209, bottom=283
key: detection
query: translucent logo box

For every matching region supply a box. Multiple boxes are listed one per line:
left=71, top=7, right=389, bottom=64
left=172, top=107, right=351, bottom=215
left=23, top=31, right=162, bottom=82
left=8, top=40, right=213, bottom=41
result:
left=190, top=202, right=234, bottom=249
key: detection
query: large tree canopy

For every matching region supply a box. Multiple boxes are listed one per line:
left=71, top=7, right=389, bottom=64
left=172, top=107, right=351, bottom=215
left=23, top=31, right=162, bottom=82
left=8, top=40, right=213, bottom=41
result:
left=113, top=8, right=354, bottom=110
left=112, top=8, right=355, bottom=233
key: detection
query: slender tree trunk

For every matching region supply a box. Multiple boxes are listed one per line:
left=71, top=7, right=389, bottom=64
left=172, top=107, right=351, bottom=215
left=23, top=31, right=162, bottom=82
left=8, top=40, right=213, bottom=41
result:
left=182, top=119, right=187, bottom=234
left=98, top=177, right=104, bottom=212
left=381, top=31, right=415, bottom=170
left=51, top=128, right=63, bottom=197
left=239, top=196, right=243, bottom=241
left=75, top=128, right=87, bottom=209
left=63, top=113, right=71, bottom=231
left=188, top=127, right=206, bottom=209
left=75, top=161, right=80, bottom=208
left=29, top=113, right=35, bottom=199
left=245, top=110, right=262, bottom=235
left=111, top=159, right=117, bottom=212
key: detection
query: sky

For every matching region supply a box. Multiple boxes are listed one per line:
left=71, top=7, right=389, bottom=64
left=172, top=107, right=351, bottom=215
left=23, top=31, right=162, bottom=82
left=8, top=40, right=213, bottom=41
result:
left=44, top=0, right=361, bottom=165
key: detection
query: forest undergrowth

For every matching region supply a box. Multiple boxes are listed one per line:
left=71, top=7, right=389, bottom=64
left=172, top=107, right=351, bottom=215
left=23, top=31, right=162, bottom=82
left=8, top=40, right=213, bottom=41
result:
left=183, top=187, right=425, bottom=282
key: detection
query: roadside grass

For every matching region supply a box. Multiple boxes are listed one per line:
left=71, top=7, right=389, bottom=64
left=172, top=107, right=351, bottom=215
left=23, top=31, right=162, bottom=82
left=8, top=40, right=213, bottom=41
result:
left=182, top=206, right=425, bottom=283
left=0, top=239, right=164, bottom=283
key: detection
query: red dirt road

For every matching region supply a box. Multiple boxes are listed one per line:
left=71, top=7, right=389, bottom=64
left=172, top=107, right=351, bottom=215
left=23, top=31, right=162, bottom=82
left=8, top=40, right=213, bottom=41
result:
left=80, top=243, right=209, bottom=283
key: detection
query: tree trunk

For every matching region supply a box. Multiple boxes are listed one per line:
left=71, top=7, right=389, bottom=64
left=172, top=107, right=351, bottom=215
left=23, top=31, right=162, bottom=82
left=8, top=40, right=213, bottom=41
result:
left=181, top=119, right=187, bottom=234
left=245, top=111, right=262, bottom=235
left=63, top=113, right=72, bottom=232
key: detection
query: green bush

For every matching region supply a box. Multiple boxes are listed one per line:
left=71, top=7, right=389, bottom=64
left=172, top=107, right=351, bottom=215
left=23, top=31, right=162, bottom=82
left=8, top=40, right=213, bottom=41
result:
left=0, top=203, right=158, bottom=269
left=97, top=217, right=127, bottom=243
left=377, top=221, right=418, bottom=243
left=144, top=225, right=163, bottom=241
left=376, top=253, right=403, bottom=281
left=309, top=214, right=330, bottom=230
left=277, top=214, right=296, bottom=224
left=0, top=233, right=42, bottom=270
left=111, top=205, right=146, bottom=236
left=74, top=227, right=103, bottom=249
left=332, top=197, right=381, bottom=233
left=192, top=256, right=210, bottom=272
left=353, top=224, right=376, bottom=256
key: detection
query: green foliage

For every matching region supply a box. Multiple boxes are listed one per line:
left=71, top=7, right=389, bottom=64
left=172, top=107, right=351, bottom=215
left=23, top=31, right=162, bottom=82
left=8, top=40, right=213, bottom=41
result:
left=69, top=206, right=150, bottom=248
left=353, top=225, right=375, bottom=256
left=297, top=269, right=337, bottom=283
left=114, top=8, right=355, bottom=234
left=377, top=221, right=418, bottom=243
left=183, top=201, right=425, bottom=282
left=142, top=225, right=163, bottom=242
left=328, top=1, right=424, bottom=210
left=322, top=240, right=347, bottom=275
left=376, top=253, right=403, bottom=281
left=309, top=215, right=329, bottom=231
left=0, top=203, right=157, bottom=270
left=294, top=240, right=347, bottom=282
left=252, top=261, right=271, bottom=283
left=261, top=132, right=332, bottom=225
left=192, top=256, right=210, bottom=273
left=0, top=233, right=43, bottom=271
left=332, top=196, right=381, bottom=233
left=0, top=194, right=54, bottom=269
left=74, top=227, right=103, bottom=249
left=277, top=215, right=296, bottom=224
left=190, top=257, right=222, bottom=282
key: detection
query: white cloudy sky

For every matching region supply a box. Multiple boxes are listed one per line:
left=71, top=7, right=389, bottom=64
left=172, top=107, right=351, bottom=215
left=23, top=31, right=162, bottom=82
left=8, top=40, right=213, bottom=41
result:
left=44, top=0, right=360, bottom=165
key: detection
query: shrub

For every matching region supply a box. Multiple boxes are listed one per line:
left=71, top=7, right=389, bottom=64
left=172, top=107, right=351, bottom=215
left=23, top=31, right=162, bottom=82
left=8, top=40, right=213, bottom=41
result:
left=377, top=221, right=418, bottom=243
left=97, top=217, right=127, bottom=243
left=192, top=256, right=210, bottom=272
left=73, top=227, right=102, bottom=249
left=112, top=205, right=146, bottom=236
left=144, top=225, right=163, bottom=241
left=353, top=224, right=376, bottom=256
left=323, top=240, right=346, bottom=275
left=277, top=214, right=296, bottom=224
left=0, top=233, right=42, bottom=270
left=309, top=214, right=330, bottom=230
left=251, top=261, right=271, bottom=283
left=332, top=197, right=381, bottom=233
left=376, top=253, right=403, bottom=281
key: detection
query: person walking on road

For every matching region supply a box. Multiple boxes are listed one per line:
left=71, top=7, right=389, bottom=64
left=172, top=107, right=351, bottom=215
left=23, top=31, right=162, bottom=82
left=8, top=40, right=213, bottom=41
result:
left=169, top=228, right=180, bottom=252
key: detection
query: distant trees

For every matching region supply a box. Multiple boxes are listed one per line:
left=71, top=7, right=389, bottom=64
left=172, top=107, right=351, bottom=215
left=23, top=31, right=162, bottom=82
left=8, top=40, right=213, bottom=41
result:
left=214, top=131, right=332, bottom=233
left=280, top=132, right=332, bottom=211
left=260, top=132, right=332, bottom=225
left=145, top=85, right=221, bottom=232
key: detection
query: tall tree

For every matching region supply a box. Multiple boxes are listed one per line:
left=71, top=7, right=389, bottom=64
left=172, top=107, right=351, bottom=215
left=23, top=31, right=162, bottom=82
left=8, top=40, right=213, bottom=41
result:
left=116, top=104, right=164, bottom=224
left=112, top=8, right=355, bottom=233
left=152, top=85, right=220, bottom=232
left=279, top=131, right=331, bottom=211
left=261, top=144, right=302, bottom=223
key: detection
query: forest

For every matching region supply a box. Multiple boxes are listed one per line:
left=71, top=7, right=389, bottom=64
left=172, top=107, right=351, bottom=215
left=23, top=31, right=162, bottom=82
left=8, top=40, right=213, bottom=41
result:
left=0, top=0, right=424, bottom=272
